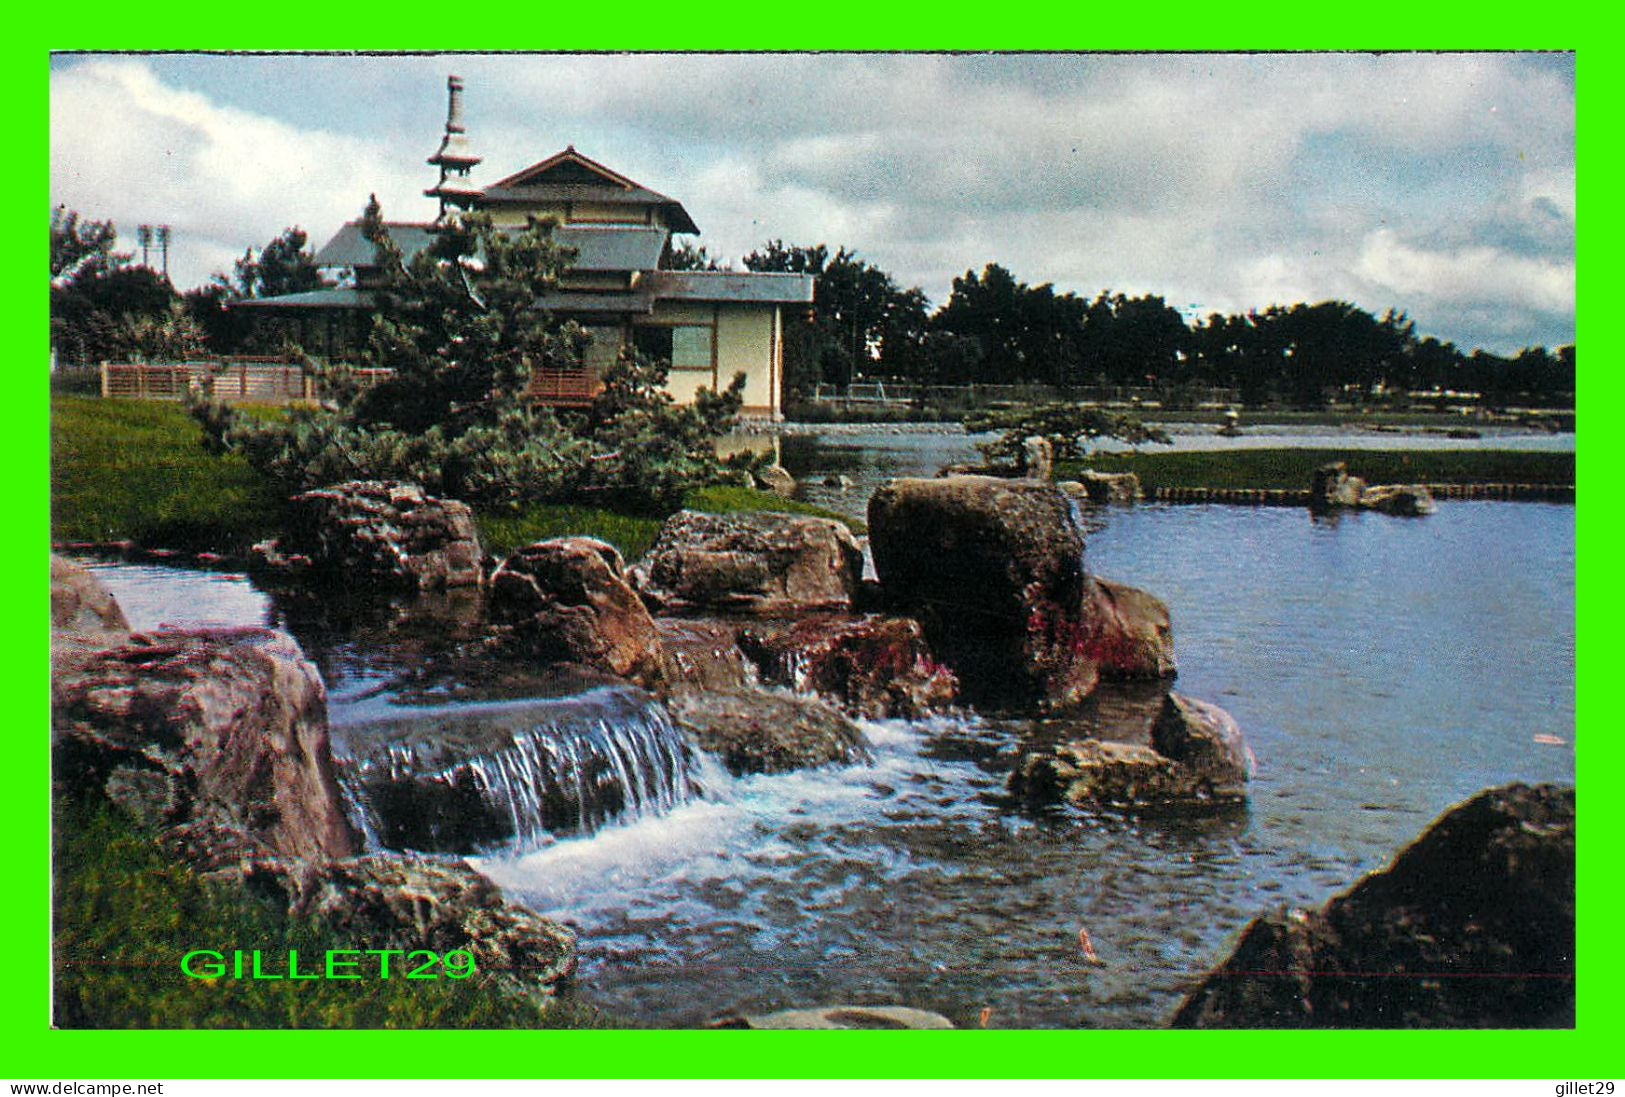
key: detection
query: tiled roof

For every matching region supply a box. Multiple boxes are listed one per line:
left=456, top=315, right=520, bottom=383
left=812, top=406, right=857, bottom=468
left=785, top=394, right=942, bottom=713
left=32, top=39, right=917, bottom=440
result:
left=642, top=270, right=817, bottom=305
left=232, top=287, right=376, bottom=310
left=311, top=221, right=669, bottom=273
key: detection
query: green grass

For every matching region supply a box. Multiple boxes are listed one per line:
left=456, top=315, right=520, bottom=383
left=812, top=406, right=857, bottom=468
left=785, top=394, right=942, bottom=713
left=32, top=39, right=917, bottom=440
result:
left=51, top=396, right=288, bottom=554
left=477, top=485, right=862, bottom=561
left=1057, top=448, right=1577, bottom=493
left=53, top=797, right=609, bottom=1029
left=53, top=396, right=862, bottom=561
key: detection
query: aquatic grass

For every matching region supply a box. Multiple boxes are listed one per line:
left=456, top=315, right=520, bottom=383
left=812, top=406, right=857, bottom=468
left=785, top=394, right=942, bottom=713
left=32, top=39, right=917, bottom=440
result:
left=1056, top=448, right=1576, bottom=493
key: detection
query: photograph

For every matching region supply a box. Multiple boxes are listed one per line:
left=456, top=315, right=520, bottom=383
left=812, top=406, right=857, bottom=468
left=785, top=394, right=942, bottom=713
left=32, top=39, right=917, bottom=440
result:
left=46, top=51, right=1575, bottom=1038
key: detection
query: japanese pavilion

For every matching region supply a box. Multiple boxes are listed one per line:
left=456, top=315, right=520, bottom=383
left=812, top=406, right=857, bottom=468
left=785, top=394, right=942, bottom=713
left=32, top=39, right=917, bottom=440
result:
left=235, top=76, right=813, bottom=419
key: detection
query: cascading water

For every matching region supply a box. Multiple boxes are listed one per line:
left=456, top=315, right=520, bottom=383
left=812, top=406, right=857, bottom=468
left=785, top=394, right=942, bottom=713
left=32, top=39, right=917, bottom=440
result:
left=331, top=685, right=719, bottom=855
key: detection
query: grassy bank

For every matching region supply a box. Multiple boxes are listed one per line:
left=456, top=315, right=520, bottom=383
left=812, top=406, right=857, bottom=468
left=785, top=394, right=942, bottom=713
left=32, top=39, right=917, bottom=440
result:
left=51, top=396, right=855, bottom=560
left=51, top=396, right=289, bottom=554
left=1057, top=448, right=1576, bottom=493
left=54, top=797, right=616, bottom=1029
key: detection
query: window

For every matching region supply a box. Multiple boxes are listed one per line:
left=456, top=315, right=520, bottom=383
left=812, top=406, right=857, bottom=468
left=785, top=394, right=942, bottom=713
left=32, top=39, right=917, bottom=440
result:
left=633, top=324, right=712, bottom=370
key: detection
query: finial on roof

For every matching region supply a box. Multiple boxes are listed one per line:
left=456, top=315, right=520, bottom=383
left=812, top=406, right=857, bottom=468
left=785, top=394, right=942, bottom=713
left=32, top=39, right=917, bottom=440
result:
left=445, top=75, right=466, bottom=133
left=427, top=76, right=483, bottom=221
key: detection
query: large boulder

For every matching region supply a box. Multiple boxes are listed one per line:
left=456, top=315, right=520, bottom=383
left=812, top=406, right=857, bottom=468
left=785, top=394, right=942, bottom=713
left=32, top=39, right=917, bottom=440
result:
left=631, top=510, right=864, bottom=615
left=1010, top=691, right=1250, bottom=809
left=669, top=688, right=873, bottom=776
left=229, top=854, right=576, bottom=997
left=1172, top=783, right=1575, bottom=1028
left=488, top=537, right=666, bottom=690
left=52, top=627, right=360, bottom=862
left=869, top=476, right=1170, bottom=710
left=737, top=614, right=959, bottom=719
left=252, top=480, right=483, bottom=592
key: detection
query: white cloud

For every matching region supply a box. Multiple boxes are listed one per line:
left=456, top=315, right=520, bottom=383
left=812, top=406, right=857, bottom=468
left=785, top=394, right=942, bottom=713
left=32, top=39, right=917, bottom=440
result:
left=50, top=58, right=434, bottom=290
left=50, top=52, right=1574, bottom=353
left=1355, top=228, right=1575, bottom=315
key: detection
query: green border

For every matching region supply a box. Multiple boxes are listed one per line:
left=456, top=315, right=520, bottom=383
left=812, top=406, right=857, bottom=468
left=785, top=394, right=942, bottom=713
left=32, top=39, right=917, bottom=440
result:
left=22, top=16, right=1609, bottom=1080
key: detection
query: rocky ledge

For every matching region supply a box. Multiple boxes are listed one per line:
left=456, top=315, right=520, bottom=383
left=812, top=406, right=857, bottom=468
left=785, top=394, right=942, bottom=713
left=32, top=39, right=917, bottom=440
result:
left=51, top=557, right=579, bottom=1005
left=251, top=480, right=485, bottom=591
left=668, top=688, right=874, bottom=776
left=1010, top=692, right=1252, bottom=810
left=1172, top=782, right=1574, bottom=1028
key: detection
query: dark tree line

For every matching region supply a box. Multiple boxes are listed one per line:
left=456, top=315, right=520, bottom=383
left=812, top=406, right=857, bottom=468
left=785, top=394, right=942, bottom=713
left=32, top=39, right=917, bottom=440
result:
left=754, top=249, right=1575, bottom=408
left=51, top=207, right=322, bottom=366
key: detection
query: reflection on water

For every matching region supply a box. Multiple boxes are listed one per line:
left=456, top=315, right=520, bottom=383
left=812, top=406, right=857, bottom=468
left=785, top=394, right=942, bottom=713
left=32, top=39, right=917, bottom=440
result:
left=74, top=488, right=1575, bottom=1028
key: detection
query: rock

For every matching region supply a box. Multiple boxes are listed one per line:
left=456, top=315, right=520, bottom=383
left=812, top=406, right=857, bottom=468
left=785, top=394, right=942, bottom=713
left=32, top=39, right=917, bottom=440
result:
left=1310, top=462, right=1366, bottom=510
left=1009, top=691, right=1249, bottom=809
left=870, top=476, right=1163, bottom=710
left=936, top=463, right=1010, bottom=478
left=228, top=854, right=576, bottom=997
left=631, top=510, right=864, bottom=616
left=822, top=474, right=854, bottom=490
left=1172, top=782, right=1575, bottom=1028
left=1021, top=435, right=1054, bottom=480
left=709, top=1005, right=955, bottom=1029
left=669, top=688, right=873, bottom=775
left=652, top=618, right=751, bottom=693
left=1150, top=691, right=1252, bottom=794
left=51, top=555, right=131, bottom=641
left=1083, top=577, right=1177, bottom=680
left=1060, top=470, right=1142, bottom=505
left=52, top=627, right=360, bottom=862
left=736, top=614, right=959, bottom=718
left=1358, top=484, right=1438, bottom=516
left=754, top=464, right=798, bottom=497
left=252, top=480, right=483, bottom=592
left=51, top=555, right=132, bottom=657
left=488, top=537, right=666, bottom=690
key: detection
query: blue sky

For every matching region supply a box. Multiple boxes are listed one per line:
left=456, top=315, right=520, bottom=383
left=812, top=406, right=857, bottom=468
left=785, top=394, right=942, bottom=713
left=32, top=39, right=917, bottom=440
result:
left=49, top=51, right=1574, bottom=354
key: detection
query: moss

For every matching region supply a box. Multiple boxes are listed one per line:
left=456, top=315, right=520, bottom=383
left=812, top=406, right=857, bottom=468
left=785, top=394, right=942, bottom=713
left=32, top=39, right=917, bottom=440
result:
left=52, top=797, right=596, bottom=1029
left=1056, top=448, right=1575, bottom=493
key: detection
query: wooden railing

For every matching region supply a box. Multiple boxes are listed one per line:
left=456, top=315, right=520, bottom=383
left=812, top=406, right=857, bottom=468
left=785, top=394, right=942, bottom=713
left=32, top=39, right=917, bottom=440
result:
left=527, top=365, right=602, bottom=407
left=100, top=358, right=393, bottom=403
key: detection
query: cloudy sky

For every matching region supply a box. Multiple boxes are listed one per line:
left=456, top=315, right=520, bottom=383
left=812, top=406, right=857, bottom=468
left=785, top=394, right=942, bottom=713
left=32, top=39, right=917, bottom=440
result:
left=50, top=52, right=1574, bottom=354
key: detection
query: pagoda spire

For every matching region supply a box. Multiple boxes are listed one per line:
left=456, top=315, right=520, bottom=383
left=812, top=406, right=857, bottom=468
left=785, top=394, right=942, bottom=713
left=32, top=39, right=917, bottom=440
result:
left=426, top=75, right=483, bottom=222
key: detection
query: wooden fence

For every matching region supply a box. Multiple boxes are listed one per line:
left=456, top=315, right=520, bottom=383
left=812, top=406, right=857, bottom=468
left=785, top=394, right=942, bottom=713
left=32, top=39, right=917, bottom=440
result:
left=526, top=365, right=602, bottom=407
left=100, top=358, right=393, bottom=403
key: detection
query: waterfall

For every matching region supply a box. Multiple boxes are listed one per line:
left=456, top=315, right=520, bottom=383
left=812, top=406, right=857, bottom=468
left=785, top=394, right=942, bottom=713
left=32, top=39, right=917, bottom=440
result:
left=331, top=686, right=712, bottom=855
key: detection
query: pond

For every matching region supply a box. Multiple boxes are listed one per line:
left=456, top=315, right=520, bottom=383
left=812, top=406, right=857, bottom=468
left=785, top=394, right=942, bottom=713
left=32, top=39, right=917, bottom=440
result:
left=76, top=499, right=1574, bottom=1028
left=776, top=423, right=1573, bottom=523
